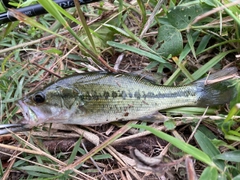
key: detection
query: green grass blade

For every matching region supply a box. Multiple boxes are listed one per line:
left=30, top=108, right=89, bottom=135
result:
left=37, top=0, right=89, bottom=50
left=221, top=104, right=240, bottom=140
left=186, top=31, right=197, bottom=59
left=68, top=137, right=82, bottom=165
left=194, top=130, right=221, bottom=157
left=117, top=0, right=123, bottom=27
left=121, top=23, right=159, bottom=55
left=199, top=166, right=218, bottom=180
left=194, top=130, right=225, bottom=170
left=173, top=57, right=194, bottom=82
left=131, top=124, right=217, bottom=168
left=179, top=31, right=199, bottom=62
left=53, top=4, right=82, bottom=25
left=9, top=9, right=75, bottom=43
left=197, top=39, right=240, bottom=55
left=107, top=41, right=167, bottom=63
left=213, top=150, right=240, bottom=163
left=16, top=165, right=57, bottom=176
left=165, top=107, right=216, bottom=115
left=0, top=160, right=3, bottom=177
left=196, top=34, right=212, bottom=55
left=233, top=175, right=240, bottom=180
left=164, top=67, right=182, bottom=85
left=214, top=1, right=240, bottom=27
left=74, top=0, right=97, bottom=53
left=137, top=0, right=146, bottom=25
left=103, top=24, right=131, bottom=37
left=182, top=49, right=237, bottom=84
left=223, top=104, right=240, bottom=123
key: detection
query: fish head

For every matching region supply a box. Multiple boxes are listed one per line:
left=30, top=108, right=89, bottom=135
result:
left=17, top=86, right=83, bottom=127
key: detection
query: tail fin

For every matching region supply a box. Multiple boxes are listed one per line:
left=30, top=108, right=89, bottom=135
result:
left=195, top=67, right=239, bottom=106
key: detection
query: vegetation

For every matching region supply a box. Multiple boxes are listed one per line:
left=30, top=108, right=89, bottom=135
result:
left=0, top=0, right=240, bottom=179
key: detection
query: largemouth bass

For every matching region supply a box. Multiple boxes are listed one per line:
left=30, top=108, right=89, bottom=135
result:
left=0, top=67, right=239, bottom=134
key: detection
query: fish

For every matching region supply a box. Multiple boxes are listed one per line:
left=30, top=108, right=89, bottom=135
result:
left=0, top=67, right=239, bottom=134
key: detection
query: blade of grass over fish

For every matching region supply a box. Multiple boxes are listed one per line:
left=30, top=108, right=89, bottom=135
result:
left=182, top=49, right=237, bottom=85
left=74, top=0, right=97, bottom=53
left=131, top=124, right=217, bottom=168
left=107, top=41, right=167, bottom=63
left=165, top=107, right=216, bottom=115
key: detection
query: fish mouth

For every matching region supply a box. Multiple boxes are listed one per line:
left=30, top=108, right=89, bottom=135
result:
left=17, top=100, right=39, bottom=126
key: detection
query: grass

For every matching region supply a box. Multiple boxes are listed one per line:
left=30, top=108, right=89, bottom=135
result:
left=1, top=0, right=240, bottom=179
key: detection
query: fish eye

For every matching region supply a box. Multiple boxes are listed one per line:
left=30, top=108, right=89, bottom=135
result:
left=33, top=93, right=45, bottom=103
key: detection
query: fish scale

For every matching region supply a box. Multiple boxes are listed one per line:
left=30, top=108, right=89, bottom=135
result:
left=72, top=75, right=198, bottom=110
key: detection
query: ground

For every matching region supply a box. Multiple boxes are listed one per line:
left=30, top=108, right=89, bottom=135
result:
left=0, top=0, right=240, bottom=179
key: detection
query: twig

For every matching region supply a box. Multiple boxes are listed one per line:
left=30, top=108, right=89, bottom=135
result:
left=81, top=142, right=108, bottom=180
left=0, top=27, right=79, bottom=54
left=31, top=62, right=62, bottom=78
left=187, top=107, right=209, bottom=143
left=114, top=53, right=125, bottom=71
left=0, top=150, right=83, bottom=180
left=188, top=0, right=240, bottom=31
left=140, top=0, right=164, bottom=38
left=61, top=121, right=137, bottom=172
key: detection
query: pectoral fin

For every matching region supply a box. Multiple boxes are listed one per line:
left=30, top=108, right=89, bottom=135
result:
left=138, top=111, right=167, bottom=122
